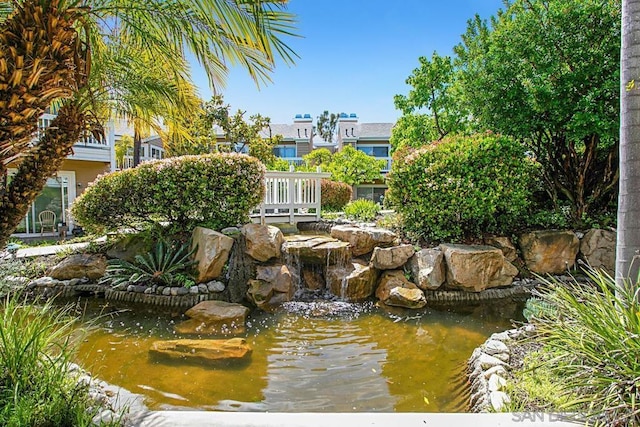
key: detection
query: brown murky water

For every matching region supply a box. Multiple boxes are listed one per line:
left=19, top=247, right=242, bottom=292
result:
left=72, top=298, right=523, bottom=412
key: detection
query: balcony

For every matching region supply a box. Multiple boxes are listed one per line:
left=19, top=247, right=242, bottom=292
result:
left=68, top=137, right=111, bottom=163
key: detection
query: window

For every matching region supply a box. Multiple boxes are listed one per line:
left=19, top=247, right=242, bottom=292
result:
left=151, top=147, right=163, bottom=159
left=37, top=117, right=53, bottom=139
left=356, top=187, right=386, bottom=205
left=9, top=170, right=75, bottom=234
left=273, top=146, right=297, bottom=158
left=356, top=146, right=389, bottom=158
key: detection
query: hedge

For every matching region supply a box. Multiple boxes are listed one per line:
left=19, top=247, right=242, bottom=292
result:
left=321, top=179, right=352, bottom=211
left=71, top=153, right=265, bottom=233
left=386, top=132, right=538, bottom=242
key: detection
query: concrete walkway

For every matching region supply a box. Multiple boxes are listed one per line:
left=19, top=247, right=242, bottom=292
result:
left=13, top=241, right=91, bottom=258
left=127, top=411, right=582, bottom=426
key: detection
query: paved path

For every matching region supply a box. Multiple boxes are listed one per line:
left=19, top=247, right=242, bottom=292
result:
left=127, top=411, right=582, bottom=427
left=13, top=242, right=91, bottom=258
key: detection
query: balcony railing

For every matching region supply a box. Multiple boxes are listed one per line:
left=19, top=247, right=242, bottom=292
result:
left=283, top=157, right=304, bottom=166
left=119, top=155, right=161, bottom=170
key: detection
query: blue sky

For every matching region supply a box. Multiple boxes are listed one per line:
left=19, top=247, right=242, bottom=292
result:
left=191, top=0, right=505, bottom=125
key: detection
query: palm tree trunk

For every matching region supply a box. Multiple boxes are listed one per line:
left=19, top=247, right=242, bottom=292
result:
left=617, top=0, right=640, bottom=288
left=0, top=104, right=85, bottom=248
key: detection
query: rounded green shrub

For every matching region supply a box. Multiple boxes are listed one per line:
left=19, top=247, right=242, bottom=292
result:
left=321, top=179, right=352, bottom=211
left=72, top=153, right=265, bottom=233
left=343, top=199, right=380, bottom=222
left=386, top=132, right=538, bottom=242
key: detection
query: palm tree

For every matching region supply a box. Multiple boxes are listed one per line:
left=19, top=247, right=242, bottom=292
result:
left=617, top=0, right=640, bottom=288
left=0, top=0, right=297, bottom=247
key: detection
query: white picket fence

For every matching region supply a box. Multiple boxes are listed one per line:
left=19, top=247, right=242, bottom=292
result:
left=251, top=170, right=331, bottom=224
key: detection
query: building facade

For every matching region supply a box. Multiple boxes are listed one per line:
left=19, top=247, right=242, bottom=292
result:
left=8, top=115, right=164, bottom=238
left=10, top=111, right=390, bottom=238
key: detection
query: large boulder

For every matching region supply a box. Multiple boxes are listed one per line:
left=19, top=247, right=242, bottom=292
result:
left=48, top=254, right=107, bottom=280
left=330, top=225, right=397, bottom=256
left=326, top=261, right=379, bottom=302
left=370, top=244, right=415, bottom=270
left=440, top=244, right=518, bottom=292
left=149, top=337, right=252, bottom=365
left=241, top=224, right=284, bottom=262
left=579, top=228, right=616, bottom=274
left=282, top=235, right=350, bottom=265
left=246, top=264, right=295, bottom=309
left=484, top=236, right=518, bottom=263
left=519, top=230, right=579, bottom=274
left=191, top=227, right=235, bottom=283
left=174, top=300, right=249, bottom=335
left=375, top=270, right=426, bottom=309
left=408, top=248, right=446, bottom=290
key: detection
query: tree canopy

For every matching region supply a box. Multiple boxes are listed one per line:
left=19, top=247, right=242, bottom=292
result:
left=393, top=0, right=621, bottom=226
left=327, top=145, right=385, bottom=186
left=0, top=0, right=298, bottom=247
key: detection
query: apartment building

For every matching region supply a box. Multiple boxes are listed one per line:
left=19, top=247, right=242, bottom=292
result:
left=8, top=114, right=164, bottom=238
left=334, top=113, right=393, bottom=204
left=260, top=112, right=393, bottom=203
left=11, top=111, right=389, bottom=237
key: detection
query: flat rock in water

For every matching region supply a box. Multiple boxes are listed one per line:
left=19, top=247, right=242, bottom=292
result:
left=149, top=338, right=252, bottom=365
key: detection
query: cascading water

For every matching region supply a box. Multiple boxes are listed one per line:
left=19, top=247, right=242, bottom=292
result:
left=281, top=234, right=351, bottom=303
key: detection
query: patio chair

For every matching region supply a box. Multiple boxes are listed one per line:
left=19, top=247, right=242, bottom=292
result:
left=39, top=210, right=56, bottom=235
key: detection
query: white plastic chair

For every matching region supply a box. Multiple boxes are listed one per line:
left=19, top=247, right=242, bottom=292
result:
left=39, top=210, right=56, bottom=235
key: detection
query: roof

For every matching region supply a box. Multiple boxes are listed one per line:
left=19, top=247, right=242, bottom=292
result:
left=357, top=123, right=394, bottom=139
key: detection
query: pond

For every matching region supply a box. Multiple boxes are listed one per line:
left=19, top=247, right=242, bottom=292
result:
left=70, top=297, right=525, bottom=413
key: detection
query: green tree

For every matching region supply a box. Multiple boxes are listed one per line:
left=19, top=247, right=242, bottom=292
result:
left=302, top=148, right=333, bottom=170
left=316, top=110, right=339, bottom=143
left=0, top=0, right=297, bottom=248
left=454, top=0, right=620, bottom=225
left=392, top=52, right=469, bottom=152
left=114, top=135, right=133, bottom=170
left=171, top=95, right=284, bottom=166
left=327, top=145, right=385, bottom=186
left=617, top=0, right=640, bottom=288
left=204, top=95, right=279, bottom=158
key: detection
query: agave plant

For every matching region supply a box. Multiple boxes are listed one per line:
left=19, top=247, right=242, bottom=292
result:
left=103, top=240, right=197, bottom=289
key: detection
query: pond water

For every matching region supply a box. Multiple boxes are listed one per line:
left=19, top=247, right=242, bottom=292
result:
left=71, top=297, right=524, bottom=413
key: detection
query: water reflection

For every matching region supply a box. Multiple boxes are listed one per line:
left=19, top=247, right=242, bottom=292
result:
left=73, top=298, right=524, bottom=413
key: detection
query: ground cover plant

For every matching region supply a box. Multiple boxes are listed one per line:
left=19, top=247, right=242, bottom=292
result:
left=0, top=294, right=115, bottom=426
left=101, top=240, right=197, bottom=289
left=507, top=270, right=640, bottom=426
left=343, top=199, right=381, bottom=222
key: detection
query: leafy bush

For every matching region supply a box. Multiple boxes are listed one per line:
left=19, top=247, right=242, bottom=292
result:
left=386, top=132, right=538, bottom=242
left=71, top=153, right=265, bottom=233
left=344, top=199, right=380, bottom=222
left=327, top=145, right=385, bottom=186
left=517, top=270, right=640, bottom=425
left=101, top=240, right=197, bottom=289
left=0, top=295, right=113, bottom=426
left=321, top=179, right=352, bottom=211
left=525, top=206, right=571, bottom=230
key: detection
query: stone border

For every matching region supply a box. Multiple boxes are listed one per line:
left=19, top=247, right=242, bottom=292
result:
left=21, top=276, right=228, bottom=309
left=424, top=279, right=537, bottom=304
left=467, top=324, right=536, bottom=412
left=104, top=288, right=225, bottom=308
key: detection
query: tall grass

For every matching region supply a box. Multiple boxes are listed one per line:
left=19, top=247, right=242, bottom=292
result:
left=526, top=269, right=640, bottom=426
left=0, top=294, right=104, bottom=426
